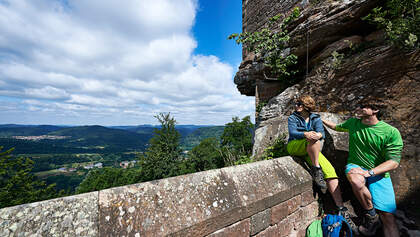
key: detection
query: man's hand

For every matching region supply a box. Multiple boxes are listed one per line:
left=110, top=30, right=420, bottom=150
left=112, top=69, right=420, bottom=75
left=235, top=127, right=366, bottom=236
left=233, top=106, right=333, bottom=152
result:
left=322, top=119, right=337, bottom=130
left=348, top=167, right=370, bottom=177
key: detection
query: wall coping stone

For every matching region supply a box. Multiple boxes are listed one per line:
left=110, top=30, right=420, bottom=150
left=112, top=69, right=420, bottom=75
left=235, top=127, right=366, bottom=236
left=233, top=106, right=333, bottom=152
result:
left=0, top=192, right=98, bottom=236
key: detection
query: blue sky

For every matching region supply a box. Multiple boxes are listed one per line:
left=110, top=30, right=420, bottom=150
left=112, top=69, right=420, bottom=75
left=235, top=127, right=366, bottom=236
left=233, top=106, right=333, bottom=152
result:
left=0, top=0, right=254, bottom=125
left=193, top=1, right=242, bottom=66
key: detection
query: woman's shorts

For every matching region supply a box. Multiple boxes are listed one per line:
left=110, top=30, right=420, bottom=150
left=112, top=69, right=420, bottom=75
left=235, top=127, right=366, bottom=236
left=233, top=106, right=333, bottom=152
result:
left=345, top=163, right=396, bottom=213
left=287, top=139, right=338, bottom=179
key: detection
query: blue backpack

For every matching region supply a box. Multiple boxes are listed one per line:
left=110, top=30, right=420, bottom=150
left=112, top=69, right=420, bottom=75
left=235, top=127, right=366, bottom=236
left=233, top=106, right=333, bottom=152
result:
left=321, top=214, right=352, bottom=237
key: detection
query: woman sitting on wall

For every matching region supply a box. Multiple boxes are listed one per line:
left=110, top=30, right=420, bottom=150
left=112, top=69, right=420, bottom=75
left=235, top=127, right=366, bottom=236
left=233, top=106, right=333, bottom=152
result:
left=287, top=95, right=356, bottom=232
left=287, top=95, right=328, bottom=189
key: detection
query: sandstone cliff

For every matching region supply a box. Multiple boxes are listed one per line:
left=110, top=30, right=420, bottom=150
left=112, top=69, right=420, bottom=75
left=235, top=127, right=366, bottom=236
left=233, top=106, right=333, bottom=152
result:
left=235, top=0, right=420, bottom=223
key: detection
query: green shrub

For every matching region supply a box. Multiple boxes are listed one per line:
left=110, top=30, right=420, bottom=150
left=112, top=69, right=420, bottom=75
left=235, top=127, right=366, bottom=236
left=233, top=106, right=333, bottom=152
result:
left=363, top=0, right=420, bottom=49
left=261, top=134, right=289, bottom=160
left=256, top=101, right=268, bottom=113
left=229, top=7, right=301, bottom=80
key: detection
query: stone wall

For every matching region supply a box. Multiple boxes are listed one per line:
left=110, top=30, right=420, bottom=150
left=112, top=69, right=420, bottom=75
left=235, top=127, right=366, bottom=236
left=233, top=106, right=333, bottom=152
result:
left=0, top=157, right=320, bottom=237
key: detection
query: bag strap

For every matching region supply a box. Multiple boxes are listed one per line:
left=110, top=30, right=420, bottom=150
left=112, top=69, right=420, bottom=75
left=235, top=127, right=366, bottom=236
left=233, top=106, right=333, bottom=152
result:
left=327, top=221, right=341, bottom=231
left=341, top=218, right=353, bottom=237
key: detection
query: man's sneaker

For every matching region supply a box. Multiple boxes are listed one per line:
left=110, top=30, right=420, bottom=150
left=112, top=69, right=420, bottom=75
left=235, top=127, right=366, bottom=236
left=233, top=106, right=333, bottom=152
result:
left=311, top=166, right=327, bottom=191
left=359, top=213, right=381, bottom=236
left=338, top=206, right=359, bottom=235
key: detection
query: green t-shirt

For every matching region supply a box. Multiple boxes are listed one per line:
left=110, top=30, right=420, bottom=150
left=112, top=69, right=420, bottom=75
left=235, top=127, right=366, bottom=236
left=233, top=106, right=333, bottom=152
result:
left=336, top=118, right=403, bottom=176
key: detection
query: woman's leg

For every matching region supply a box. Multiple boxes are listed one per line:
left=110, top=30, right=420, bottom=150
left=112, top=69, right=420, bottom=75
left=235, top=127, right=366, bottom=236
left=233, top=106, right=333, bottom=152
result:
left=306, top=140, right=321, bottom=167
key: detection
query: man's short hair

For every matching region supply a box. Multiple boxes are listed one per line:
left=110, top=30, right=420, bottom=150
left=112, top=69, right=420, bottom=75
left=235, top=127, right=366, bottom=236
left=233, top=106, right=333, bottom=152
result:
left=358, top=99, right=384, bottom=119
left=297, top=95, right=316, bottom=112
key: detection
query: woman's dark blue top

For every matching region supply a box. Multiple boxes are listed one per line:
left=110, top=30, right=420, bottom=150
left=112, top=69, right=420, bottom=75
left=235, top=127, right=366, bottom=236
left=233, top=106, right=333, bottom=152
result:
left=287, top=111, right=325, bottom=142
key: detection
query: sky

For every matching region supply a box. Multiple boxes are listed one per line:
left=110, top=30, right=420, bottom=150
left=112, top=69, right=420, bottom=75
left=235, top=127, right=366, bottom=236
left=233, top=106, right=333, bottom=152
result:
left=0, top=0, right=254, bottom=126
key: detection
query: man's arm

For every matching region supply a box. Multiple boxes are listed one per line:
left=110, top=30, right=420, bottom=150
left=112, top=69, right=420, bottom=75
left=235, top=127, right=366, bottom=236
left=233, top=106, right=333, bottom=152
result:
left=322, top=119, right=337, bottom=130
left=370, top=160, right=399, bottom=175
left=348, top=160, right=399, bottom=177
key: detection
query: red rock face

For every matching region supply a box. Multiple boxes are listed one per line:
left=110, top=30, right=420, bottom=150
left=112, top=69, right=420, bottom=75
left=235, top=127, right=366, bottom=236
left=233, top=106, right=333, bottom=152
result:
left=236, top=0, right=420, bottom=220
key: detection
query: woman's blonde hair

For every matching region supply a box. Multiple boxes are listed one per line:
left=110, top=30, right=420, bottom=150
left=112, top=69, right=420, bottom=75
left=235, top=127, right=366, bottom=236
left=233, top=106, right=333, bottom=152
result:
left=297, top=95, right=316, bottom=112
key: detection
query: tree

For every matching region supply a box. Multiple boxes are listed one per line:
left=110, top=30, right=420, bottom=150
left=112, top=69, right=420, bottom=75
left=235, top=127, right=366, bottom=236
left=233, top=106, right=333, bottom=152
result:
left=220, top=116, right=254, bottom=165
left=76, top=167, right=142, bottom=194
left=138, top=113, right=182, bottom=181
left=0, top=147, right=57, bottom=208
left=186, top=138, right=224, bottom=172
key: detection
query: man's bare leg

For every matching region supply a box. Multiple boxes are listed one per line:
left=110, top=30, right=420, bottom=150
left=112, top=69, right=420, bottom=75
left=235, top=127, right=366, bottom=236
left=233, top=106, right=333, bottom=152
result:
left=326, top=178, right=343, bottom=206
left=348, top=173, right=383, bottom=236
left=380, top=212, right=399, bottom=237
left=347, top=173, right=373, bottom=209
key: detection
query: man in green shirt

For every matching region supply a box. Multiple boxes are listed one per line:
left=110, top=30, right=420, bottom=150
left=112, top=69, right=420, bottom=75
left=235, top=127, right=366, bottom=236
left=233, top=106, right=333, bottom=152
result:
left=323, top=102, right=403, bottom=237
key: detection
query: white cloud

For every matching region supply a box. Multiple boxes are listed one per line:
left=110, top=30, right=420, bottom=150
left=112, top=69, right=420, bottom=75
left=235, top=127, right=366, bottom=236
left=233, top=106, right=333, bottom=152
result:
left=24, top=86, right=70, bottom=100
left=0, top=0, right=254, bottom=125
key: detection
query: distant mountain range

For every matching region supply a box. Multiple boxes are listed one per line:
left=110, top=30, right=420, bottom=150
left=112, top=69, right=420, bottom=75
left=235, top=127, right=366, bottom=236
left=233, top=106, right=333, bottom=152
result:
left=0, top=124, right=224, bottom=154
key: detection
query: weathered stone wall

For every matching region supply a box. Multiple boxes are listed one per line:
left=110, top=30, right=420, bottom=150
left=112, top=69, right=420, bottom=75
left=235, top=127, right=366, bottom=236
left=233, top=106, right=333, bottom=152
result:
left=0, top=157, right=320, bottom=236
left=0, top=192, right=98, bottom=236
left=242, top=0, right=302, bottom=42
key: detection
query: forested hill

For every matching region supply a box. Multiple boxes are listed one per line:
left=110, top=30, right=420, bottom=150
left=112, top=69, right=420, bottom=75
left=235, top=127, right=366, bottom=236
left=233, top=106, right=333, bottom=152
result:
left=0, top=125, right=64, bottom=136
left=0, top=124, right=224, bottom=153
left=49, top=125, right=152, bottom=149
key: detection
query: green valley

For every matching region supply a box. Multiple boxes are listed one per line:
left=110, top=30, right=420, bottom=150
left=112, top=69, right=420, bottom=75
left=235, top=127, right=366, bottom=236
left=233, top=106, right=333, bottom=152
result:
left=0, top=123, right=225, bottom=197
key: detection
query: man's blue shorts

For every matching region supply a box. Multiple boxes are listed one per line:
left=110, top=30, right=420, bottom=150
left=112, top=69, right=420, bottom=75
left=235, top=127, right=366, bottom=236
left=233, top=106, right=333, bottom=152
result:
left=345, top=163, right=396, bottom=213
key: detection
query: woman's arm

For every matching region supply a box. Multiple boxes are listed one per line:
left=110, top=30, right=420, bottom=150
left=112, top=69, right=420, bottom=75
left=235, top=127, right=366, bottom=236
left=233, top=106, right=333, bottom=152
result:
left=288, top=116, right=305, bottom=139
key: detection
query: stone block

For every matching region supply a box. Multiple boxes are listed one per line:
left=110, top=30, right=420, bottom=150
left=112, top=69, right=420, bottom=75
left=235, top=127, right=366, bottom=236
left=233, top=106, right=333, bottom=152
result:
left=288, top=209, right=304, bottom=231
left=99, top=168, right=243, bottom=237
left=271, top=201, right=288, bottom=225
left=222, top=157, right=312, bottom=217
left=277, top=217, right=293, bottom=237
left=271, top=194, right=302, bottom=226
left=286, top=195, right=301, bottom=215
left=207, top=218, right=250, bottom=237
left=254, top=224, right=280, bottom=237
left=0, top=192, right=98, bottom=237
left=251, top=209, right=271, bottom=235
left=300, top=190, right=317, bottom=207
left=301, top=202, right=320, bottom=222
